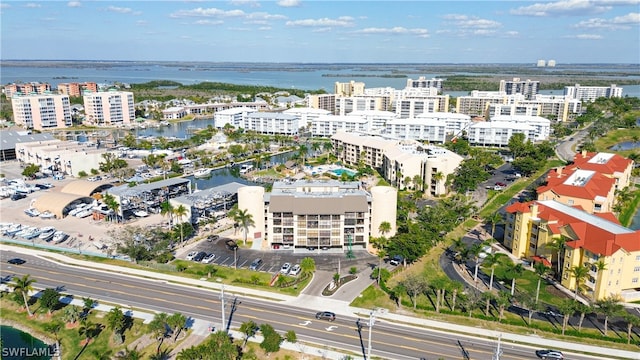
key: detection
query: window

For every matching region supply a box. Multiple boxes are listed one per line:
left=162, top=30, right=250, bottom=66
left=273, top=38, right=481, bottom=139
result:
left=634, top=266, right=640, bottom=272
left=633, top=278, right=639, bottom=284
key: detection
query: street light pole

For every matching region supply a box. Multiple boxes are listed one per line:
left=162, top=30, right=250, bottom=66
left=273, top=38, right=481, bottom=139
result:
left=220, top=284, right=226, bottom=332
left=234, top=247, right=237, bottom=270
left=367, top=309, right=376, bottom=359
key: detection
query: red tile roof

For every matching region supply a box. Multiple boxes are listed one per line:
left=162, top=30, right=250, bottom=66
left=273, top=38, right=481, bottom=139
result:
left=537, top=168, right=615, bottom=201
left=505, top=200, right=640, bottom=256
left=568, top=152, right=633, bottom=175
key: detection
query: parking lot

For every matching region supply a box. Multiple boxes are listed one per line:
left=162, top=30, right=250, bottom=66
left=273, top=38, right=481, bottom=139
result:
left=181, top=235, right=378, bottom=274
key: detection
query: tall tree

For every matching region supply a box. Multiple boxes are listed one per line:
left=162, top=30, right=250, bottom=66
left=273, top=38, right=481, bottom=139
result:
left=160, top=201, right=174, bottom=227
left=173, top=205, right=189, bottom=244
left=568, top=265, right=590, bottom=300
left=167, top=312, right=187, bottom=341
left=482, top=253, right=504, bottom=291
left=300, top=257, right=316, bottom=276
left=105, top=306, right=126, bottom=343
left=39, top=288, right=60, bottom=315
left=596, top=295, right=624, bottom=337
left=401, top=274, right=428, bottom=310
left=622, top=312, right=640, bottom=344
left=547, top=236, right=567, bottom=276
left=11, top=274, right=36, bottom=316
left=487, top=212, right=502, bottom=239
left=240, top=320, right=258, bottom=349
left=234, top=208, right=255, bottom=245
left=534, top=262, right=551, bottom=304
left=558, top=299, right=575, bottom=336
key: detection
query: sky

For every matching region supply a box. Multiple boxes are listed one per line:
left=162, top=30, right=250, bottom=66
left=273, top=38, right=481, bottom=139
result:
left=1, top=0, right=639, bottom=64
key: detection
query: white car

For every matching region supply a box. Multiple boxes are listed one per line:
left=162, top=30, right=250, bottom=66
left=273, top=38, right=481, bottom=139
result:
left=280, top=262, right=292, bottom=274
left=186, top=251, right=198, bottom=261
left=201, top=253, right=216, bottom=264
left=289, top=264, right=301, bottom=276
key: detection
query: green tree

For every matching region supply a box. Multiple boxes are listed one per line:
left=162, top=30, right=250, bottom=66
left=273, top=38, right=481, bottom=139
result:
left=173, top=204, right=189, bottom=244
left=558, top=299, right=575, bottom=335
left=21, top=163, right=40, bottom=179
left=82, top=297, right=97, bottom=317
left=167, top=312, right=188, bottom=341
left=547, top=236, right=567, bottom=275
left=160, top=201, right=174, bottom=227
left=401, top=273, right=428, bottom=310
left=596, top=295, right=624, bottom=337
left=63, top=305, right=81, bottom=324
left=568, top=265, right=590, bottom=300
left=482, top=253, right=505, bottom=291
left=495, top=291, right=511, bottom=322
left=240, top=320, right=258, bottom=348
left=534, top=262, right=552, bottom=304
left=148, top=312, right=169, bottom=353
left=234, top=208, right=255, bottom=245
left=259, top=323, right=283, bottom=354
left=507, top=132, right=528, bottom=158
left=505, top=262, right=524, bottom=296
left=115, top=346, right=142, bottom=360
left=11, top=274, right=36, bottom=316
left=487, top=212, right=502, bottom=239
left=77, top=319, right=99, bottom=346
left=43, top=320, right=63, bottom=358
left=39, top=287, right=60, bottom=315
left=105, top=306, right=126, bottom=343
left=622, top=312, right=640, bottom=344
left=300, top=257, right=316, bottom=276
left=574, top=301, right=592, bottom=332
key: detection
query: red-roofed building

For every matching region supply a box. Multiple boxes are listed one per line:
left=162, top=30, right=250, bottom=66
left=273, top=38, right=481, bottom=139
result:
left=537, top=167, right=616, bottom=213
left=504, top=199, right=640, bottom=302
left=568, top=151, right=634, bottom=191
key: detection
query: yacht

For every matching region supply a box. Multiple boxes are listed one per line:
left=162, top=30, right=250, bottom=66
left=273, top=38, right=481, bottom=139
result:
left=40, top=211, right=55, bottom=219
left=133, top=210, right=149, bottom=218
left=21, top=227, right=42, bottom=239
left=3, top=224, right=22, bottom=236
left=53, top=231, right=68, bottom=244
left=39, top=227, right=56, bottom=241
left=239, top=164, right=254, bottom=174
left=193, top=168, right=212, bottom=178
left=24, top=208, right=41, bottom=217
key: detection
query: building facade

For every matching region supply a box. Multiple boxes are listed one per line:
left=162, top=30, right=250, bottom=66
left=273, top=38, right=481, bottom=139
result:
left=57, top=82, right=98, bottom=97
left=16, top=139, right=109, bottom=177
left=3, top=82, right=51, bottom=98
left=11, top=93, right=72, bottom=130
left=238, top=180, right=397, bottom=252
left=83, top=91, right=135, bottom=126
left=499, top=78, right=539, bottom=99
left=537, top=168, right=617, bottom=214
left=564, top=84, right=623, bottom=102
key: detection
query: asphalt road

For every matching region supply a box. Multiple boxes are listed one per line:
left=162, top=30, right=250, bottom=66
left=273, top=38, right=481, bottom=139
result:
left=1, top=250, right=609, bottom=360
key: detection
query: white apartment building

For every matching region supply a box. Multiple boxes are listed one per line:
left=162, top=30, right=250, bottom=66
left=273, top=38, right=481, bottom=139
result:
left=238, top=180, right=397, bottom=251
left=311, top=115, right=369, bottom=137
left=456, top=91, right=522, bottom=117
left=11, top=93, right=72, bottom=130
left=415, top=112, right=472, bottom=137
left=283, top=107, right=331, bottom=129
left=406, top=77, right=444, bottom=92
left=242, top=112, right=299, bottom=135
left=306, top=94, right=336, bottom=113
left=214, top=107, right=255, bottom=128
left=335, top=95, right=391, bottom=116
left=564, top=84, right=623, bottom=102
left=347, top=110, right=396, bottom=133
left=487, top=103, right=541, bottom=118
left=83, top=90, right=134, bottom=126
left=382, top=141, right=464, bottom=196
left=16, top=139, right=110, bottom=177
left=384, top=118, right=448, bottom=143
left=499, top=78, right=539, bottom=99
left=490, top=115, right=551, bottom=141
left=467, top=121, right=537, bottom=147
left=162, top=106, right=187, bottom=120
left=331, top=131, right=398, bottom=169
left=334, top=81, right=366, bottom=96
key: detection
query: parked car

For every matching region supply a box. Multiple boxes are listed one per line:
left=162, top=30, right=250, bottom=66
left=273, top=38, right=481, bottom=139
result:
left=535, top=350, right=563, bottom=359
left=280, top=262, right=291, bottom=274
left=289, top=264, right=301, bottom=276
left=225, top=239, right=238, bottom=251
left=186, top=251, right=198, bottom=261
left=495, top=181, right=507, bottom=187
left=207, top=235, right=220, bottom=242
left=201, top=253, right=216, bottom=264
left=249, top=258, right=263, bottom=271
left=389, top=255, right=403, bottom=266
left=193, top=252, right=208, bottom=262
left=10, top=193, right=26, bottom=201
left=315, top=311, right=336, bottom=321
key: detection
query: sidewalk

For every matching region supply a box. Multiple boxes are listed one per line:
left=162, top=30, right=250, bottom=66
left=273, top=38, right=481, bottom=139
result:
left=4, top=244, right=639, bottom=359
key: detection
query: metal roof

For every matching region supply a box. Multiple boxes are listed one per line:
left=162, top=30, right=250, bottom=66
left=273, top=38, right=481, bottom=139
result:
left=0, top=130, right=55, bottom=151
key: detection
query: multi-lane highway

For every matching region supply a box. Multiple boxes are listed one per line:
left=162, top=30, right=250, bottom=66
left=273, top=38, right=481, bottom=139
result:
left=0, top=250, right=613, bottom=360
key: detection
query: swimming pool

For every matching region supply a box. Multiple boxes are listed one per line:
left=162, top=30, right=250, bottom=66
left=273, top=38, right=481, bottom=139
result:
left=329, top=168, right=357, bottom=177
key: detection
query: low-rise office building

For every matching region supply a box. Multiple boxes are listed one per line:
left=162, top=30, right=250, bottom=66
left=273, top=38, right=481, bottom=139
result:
left=16, top=139, right=109, bottom=177
left=504, top=200, right=640, bottom=302
left=237, top=180, right=397, bottom=252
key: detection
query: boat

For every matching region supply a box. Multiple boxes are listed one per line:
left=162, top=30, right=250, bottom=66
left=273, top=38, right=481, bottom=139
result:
left=75, top=210, right=92, bottom=218
left=53, top=231, right=68, bottom=244
left=193, top=168, right=212, bottom=178
left=239, top=164, right=254, bottom=174
left=21, top=227, right=42, bottom=239
left=38, top=227, right=56, bottom=241
left=40, top=211, right=55, bottom=219
left=3, top=224, right=22, bottom=236
left=24, top=208, right=40, bottom=217
left=133, top=210, right=149, bottom=218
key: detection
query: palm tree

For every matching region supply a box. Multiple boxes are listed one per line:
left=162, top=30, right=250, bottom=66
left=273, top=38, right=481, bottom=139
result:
left=63, top=305, right=81, bottom=325
left=469, top=243, right=483, bottom=285
left=11, top=274, right=36, bottom=316
left=115, top=347, right=142, bottom=360
left=240, top=320, right=258, bottom=348
left=547, top=236, right=567, bottom=276
left=378, top=221, right=391, bottom=237
left=412, top=174, right=422, bottom=192
left=486, top=212, right=502, bottom=239
left=234, top=208, right=255, bottom=245
left=173, top=205, right=188, bottom=245
left=300, top=257, right=316, bottom=276
left=82, top=297, right=97, bottom=317
left=596, top=295, right=624, bottom=337
left=105, top=306, right=126, bottom=343
left=495, top=291, right=511, bottom=322
left=482, top=253, right=504, bottom=291
left=558, top=299, right=575, bottom=335
left=160, top=201, right=174, bottom=227
left=78, top=319, right=98, bottom=346
left=622, top=312, right=640, bottom=344
left=449, top=281, right=464, bottom=313
left=43, top=320, right=63, bottom=359
left=167, top=312, right=187, bottom=341
left=574, top=301, right=592, bottom=332
left=432, top=171, right=444, bottom=194
left=569, top=264, right=590, bottom=300
left=506, top=262, right=524, bottom=296
left=533, top=262, right=551, bottom=304
left=149, top=312, right=169, bottom=353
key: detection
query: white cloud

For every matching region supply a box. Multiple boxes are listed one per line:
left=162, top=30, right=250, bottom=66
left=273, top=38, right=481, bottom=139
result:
left=170, top=7, right=246, bottom=18
left=0, top=3, right=11, bottom=9
left=245, top=12, right=286, bottom=20
left=67, top=1, right=81, bottom=7
left=195, top=19, right=224, bottom=25
left=442, top=14, right=501, bottom=29
left=566, top=33, right=604, bottom=39
left=25, top=3, right=41, bottom=8
left=312, top=27, right=332, bottom=33
left=286, top=16, right=354, bottom=27
left=136, top=20, right=148, bottom=26
left=573, top=12, right=639, bottom=29
left=227, top=27, right=251, bottom=31
left=355, top=27, right=429, bottom=37
left=258, top=26, right=272, bottom=30
left=510, top=0, right=611, bottom=17
left=229, top=0, right=261, bottom=7
left=107, top=6, right=133, bottom=14
left=278, top=0, right=300, bottom=7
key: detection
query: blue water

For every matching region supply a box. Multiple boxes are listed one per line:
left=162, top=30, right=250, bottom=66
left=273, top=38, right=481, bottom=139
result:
left=609, top=141, right=640, bottom=151
left=330, top=168, right=357, bottom=177
left=2, top=62, right=638, bottom=96
left=0, top=326, right=51, bottom=360
left=631, top=208, right=640, bottom=231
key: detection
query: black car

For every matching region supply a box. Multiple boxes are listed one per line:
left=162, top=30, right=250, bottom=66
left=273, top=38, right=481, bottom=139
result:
left=207, top=235, right=220, bottom=242
left=7, top=258, right=26, bottom=265
left=315, top=311, right=336, bottom=321
left=225, top=239, right=238, bottom=251
left=10, top=193, right=26, bottom=201
left=192, top=252, right=208, bottom=262
left=535, top=350, right=564, bottom=359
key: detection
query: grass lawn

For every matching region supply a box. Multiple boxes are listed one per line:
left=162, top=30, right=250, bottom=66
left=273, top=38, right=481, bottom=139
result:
left=594, top=127, right=640, bottom=157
